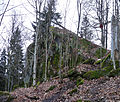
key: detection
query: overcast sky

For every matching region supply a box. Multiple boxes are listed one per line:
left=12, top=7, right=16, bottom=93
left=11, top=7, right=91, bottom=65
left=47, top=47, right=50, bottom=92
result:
left=0, top=0, right=80, bottom=51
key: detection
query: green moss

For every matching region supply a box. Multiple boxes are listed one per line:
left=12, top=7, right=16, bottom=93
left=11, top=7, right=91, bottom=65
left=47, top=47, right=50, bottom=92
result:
left=36, top=81, right=40, bottom=86
left=95, top=48, right=107, bottom=58
left=77, top=54, right=86, bottom=64
left=67, top=69, right=80, bottom=80
left=83, top=70, right=101, bottom=80
left=83, top=66, right=113, bottom=80
left=77, top=77, right=84, bottom=87
left=79, top=39, right=92, bottom=52
left=108, top=68, right=120, bottom=77
left=83, top=58, right=95, bottom=65
left=76, top=99, right=82, bottom=102
left=46, top=85, right=56, bottom=92
left=76, top=99, right=91, bottom=102
left=68, top=88, right=77, bottom=96
left=94, top=59, right=103, bottom=65
left=0, top=91, right=9, bottom=96
left=53, top=54, right=59, bottom=67
left=100, top=53, right=111, bottom=68
left=13, top=85, right=19, bottom=91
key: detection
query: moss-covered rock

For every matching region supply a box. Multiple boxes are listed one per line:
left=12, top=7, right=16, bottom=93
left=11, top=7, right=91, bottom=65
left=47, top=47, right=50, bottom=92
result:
left=94, top=59, right=103, bottom=65
left=100, top=53, right=111, bottom=68
left=95, top=48, right=107, bottom=58
left=83, top=58, right=95, bottom=65
left=67, top=69, right=80, bottom=80
left=83, top=66, right=113, bottom=80
left=76, top=77, right=84, bottom=87
left=108, top=68, right=120, bottom=77
left=83, top=70, right=101, bottom=80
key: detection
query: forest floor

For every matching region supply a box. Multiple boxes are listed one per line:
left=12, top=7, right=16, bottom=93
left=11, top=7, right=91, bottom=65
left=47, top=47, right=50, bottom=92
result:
left=9, top=63, right=120, bottom=102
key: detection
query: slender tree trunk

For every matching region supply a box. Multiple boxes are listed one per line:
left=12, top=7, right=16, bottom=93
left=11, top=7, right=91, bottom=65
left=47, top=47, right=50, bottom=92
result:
left=75, top=0, right=81, bottom=66
left=45, top=35, right=48, bottom=81
left=59, top=42, right=62, bottom=80
left=33, top=0, right=39, bottom=86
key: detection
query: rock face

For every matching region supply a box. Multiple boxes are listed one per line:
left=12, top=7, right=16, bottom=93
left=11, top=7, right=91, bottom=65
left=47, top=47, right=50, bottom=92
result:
left=24, top=27, right=102, bottom=86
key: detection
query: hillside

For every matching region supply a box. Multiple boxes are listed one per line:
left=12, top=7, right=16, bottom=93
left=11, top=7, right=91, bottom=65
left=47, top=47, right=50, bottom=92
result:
left=1, top=27, right=120, bottom=102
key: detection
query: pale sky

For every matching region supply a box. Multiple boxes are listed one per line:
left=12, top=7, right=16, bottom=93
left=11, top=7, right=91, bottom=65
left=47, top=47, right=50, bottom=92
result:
left=0, top=0, right=79, bottom=52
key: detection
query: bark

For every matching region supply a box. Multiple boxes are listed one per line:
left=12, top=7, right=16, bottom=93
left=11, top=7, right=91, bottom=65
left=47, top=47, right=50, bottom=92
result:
left=75, top=0, right=81, bottom=66
left=33, top=0, right=42, bottom=86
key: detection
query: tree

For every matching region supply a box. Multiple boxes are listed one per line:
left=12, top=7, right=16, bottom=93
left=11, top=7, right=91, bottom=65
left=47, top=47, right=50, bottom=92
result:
left=111, top=0, right=120, bottom=70
left=0, top=48, right=7, bottom=91
left=95, top=0, right=110, bottom=48
left=6, top=14, right=24, bottom=91
left=9, top=26, right=24, bottom=86
left=81, top=15, right=93, bottom=41
left=31, top=0, right=61, bottom=85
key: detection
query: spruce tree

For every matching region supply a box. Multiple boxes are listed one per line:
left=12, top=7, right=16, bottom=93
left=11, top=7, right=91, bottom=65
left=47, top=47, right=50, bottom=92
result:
left=9, top=26, right=24, bottom=88
left=0, top=48, right=7, bottom=91
left=81, top=15, right=93, bottom=40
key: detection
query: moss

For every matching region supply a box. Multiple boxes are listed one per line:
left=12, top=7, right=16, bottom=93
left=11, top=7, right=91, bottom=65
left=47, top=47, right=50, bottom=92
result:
left=95, top=48, right=107, bottom=58
left=100, top=53, right=111, bottom=68
left=13, top=85, right=19, bottom=91
left=53, top=54, right=59, bottom=68
left=76, top=77, right=84, bottom=87
left=76, top=99, right=91, bottom=102
left=108, top=68, right=120, bottom=77
left=79, top=39, right=92, bottom=52
left=0, top=91, right=9, bottom=96
left=83, top=70, right=101, bottom=80
left=83, top=58, right=95, bottom=65
left=36, top=81, right=40, bottom=86
left=77, top=54, right=86, bottom=64
left=76, top=99, right=82, bottom=102
left=68, top=88, right=77, bottom=96
left=46, top=85, right=56, bottom=92
left=67, top=69, right=80, bottom=80
left=83, top=66, right=113, bottom=80
left=94, top=59, right=103, bottom=65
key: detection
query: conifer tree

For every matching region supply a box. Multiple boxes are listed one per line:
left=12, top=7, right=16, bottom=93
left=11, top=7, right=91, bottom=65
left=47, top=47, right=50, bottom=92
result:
left=0, top=48, right=7, bottom=91
left=9, top=26, right=24, bottom=88
left=81, top=15, right=93, bottom=40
